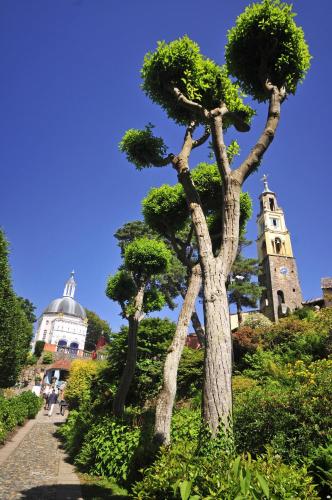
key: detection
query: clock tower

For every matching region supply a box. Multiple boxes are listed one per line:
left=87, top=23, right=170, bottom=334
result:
left=257, top=176, right=302, bottom=321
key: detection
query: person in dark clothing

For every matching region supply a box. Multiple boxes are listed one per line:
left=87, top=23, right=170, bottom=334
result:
left=48, top=390, right=58, bottom=417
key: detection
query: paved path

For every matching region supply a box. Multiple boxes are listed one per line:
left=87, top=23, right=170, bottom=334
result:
left=0, top=407, right=82, bottom=499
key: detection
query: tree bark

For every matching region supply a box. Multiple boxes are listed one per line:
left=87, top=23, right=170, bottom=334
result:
left=236, top=301, right=243, bottom=326
left=154, top=264, right=201, bottom=445
left=202, top=257, right=233, bottom=435
left=112, top=283, right=145, bottom=418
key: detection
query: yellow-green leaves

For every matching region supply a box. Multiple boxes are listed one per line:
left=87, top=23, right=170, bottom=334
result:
left=142, top=184, right=187, bottom=235
left=141, top=36, right=254, bottom=126
left=124, top=238, right=172, bottom=277
left=226, top=0, right=311, bottom=101
left=119, top=124, right=168, bottom=170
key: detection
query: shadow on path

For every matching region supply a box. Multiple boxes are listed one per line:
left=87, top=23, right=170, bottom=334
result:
left=19, top=483, right=130, bottom=499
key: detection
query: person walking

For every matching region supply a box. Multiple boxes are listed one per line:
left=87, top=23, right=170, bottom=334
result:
left=48, top=390, right=58, bottom=417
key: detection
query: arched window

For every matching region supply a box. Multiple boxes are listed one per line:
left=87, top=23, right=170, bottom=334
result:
left=269, top=198, right=275, bottom=211
left=275, top=237, right=282, bottom=254
left=58, top=339, right=67, bottom=348
left=70, top=342, right=78, bottom=352
left=277, top=290, right=285, bottom=305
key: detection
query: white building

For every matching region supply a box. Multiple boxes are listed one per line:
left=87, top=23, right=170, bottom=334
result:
left=35, top=272, right=88, bottom=351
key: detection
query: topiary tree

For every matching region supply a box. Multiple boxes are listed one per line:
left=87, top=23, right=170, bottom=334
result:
left=119, top=1, right=311, bottom=434
left=143, top=162, right=252, bottom=444
left=106, top=237, right=171, bottom=417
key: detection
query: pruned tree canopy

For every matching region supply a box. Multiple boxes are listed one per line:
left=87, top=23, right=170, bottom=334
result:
left=225, top=0, right=311, bottom=101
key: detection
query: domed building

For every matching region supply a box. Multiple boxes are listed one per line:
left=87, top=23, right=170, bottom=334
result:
left=35, top=272, right=88, bottom=352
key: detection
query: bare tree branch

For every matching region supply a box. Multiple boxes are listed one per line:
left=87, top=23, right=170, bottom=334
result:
left=192, top=126, right=210, bottom=149
left=172, top=87, right=209, bottom=121
left=235, top=83, right=286, bottom=185
left=154, top=153, right=176, bottom=167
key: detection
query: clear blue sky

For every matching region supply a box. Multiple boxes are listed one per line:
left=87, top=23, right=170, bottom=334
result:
left=1, top=0, right=331, bottom=331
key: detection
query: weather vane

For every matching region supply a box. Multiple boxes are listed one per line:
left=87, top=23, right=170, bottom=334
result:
left=261, top=174, right=269, bottom=192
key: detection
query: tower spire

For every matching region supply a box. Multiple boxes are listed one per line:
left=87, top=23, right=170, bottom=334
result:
left=63, top=270, right=76, bottom=298
left=261, top=174, right=271, bottom=193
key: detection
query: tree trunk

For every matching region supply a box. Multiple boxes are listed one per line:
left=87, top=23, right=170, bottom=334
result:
left=236, top=301, right=243, bottom=326
left=201, top=177, right=241, bottom=435
left=154, top=264, right=201, bottom=445
left=112, top=284, right=145, bottom=418
left=202, top=257, right=233, bottom=435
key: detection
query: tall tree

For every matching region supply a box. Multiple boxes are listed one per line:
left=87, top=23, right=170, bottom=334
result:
left=16, top=297, right=37, bottom=324
left=142, top=162, right=252, bottom=444
left=0, top=230, right=33, bottom=387
left=106, top=237, right=171, bottom=417
left=84, top=309, right=112, bottom=351
left=119, top=0, right=311, bottom=434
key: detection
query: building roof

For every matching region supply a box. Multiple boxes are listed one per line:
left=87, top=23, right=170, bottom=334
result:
left=43, top=296, right=86, bottom=320
left=46, top=359, right=72, bottom=371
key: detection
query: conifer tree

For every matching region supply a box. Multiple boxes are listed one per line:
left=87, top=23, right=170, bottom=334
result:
left=228, top=239, right=264, bottom=326
left=0, top=230, right=33, bottom=387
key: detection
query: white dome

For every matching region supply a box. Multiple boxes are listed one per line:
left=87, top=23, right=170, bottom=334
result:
left=43, top=296, right=86, bottom=320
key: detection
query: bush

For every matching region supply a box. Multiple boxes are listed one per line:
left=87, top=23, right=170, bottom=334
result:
left=25, top=353, right=38, bottom=366
left=0, top=391, right=42, bottom=443
left=75, top=416, right=141, bottom=483
left=34, top=340, right=45, bottom=358
left=42, top=351, right=54, bottom=364
left=64, top=359, right=101, bottom=409
left=234, top=359, right=332, bottom=461
left=133, top=408, right=318, bottom=499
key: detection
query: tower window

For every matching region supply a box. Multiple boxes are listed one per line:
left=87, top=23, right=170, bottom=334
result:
left=270, top=217, right=280, bottom=229
left=269, top=198, right=275, bottom=211
left=277, top=290, right=285, bottom=304
left=275, top=238, right=282, bottom=254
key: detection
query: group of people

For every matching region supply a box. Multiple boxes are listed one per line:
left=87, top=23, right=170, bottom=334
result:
left=41, top=380, right=67, bottom=417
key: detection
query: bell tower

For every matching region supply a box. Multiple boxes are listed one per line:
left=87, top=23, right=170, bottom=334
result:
left=257, top=176, right=302, bottom=321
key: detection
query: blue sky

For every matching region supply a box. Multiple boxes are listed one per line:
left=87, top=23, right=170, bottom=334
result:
left=1, top=0, right=331, bottom=331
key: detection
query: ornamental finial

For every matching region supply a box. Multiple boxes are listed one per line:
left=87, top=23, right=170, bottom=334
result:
left=261, top=174, right=270, bottom=193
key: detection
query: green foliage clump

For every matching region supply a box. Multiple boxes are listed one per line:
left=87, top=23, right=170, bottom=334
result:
left=42, top=351, right=54, bottom=364
left=124, top=238, right=171, bottom=277
left=177, top=347, right=204, bottom=399
left=142, top=36, right=254, bottom=126
left=226, top=0, right=311, bottom=101
left=234, top=358, right=332, bottom=461
left=64, top=359, right=103, bottom=409
left=119, top=124, right=168, bottom=169
left=0, top=391, right=42, bottom=443
left=133, top=408, right=318, bottom=499
left=106, top=270, right=136, bottom=304
left=105, top=318, right=176, bottom=406
left=142, top=184, right=187, bottom=234
left=34, top=340, right=45, bottom=358
left=84, top=309, right=111, bottom=352
left=75, top=417, right=141, bottom=482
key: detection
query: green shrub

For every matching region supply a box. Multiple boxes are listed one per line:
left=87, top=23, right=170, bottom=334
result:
left=308, top=437, right=332, bottom=497
left=34, top=340, right=45, bottom=357
left=234, top=359, right=332, bottom=460
left=25, top=353, right=38, bottom=366
left=0, top=391, right=42, bottom=443
left=74, top=416, right=141, bottom=483
left=42, top=351, right=54, bottom=364
left=133, top=408, right=318, bottom=499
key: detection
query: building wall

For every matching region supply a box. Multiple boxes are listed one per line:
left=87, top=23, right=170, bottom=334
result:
left=35, top=313, right=87, bottom=350
left=260, top=255, right=302, bottom=321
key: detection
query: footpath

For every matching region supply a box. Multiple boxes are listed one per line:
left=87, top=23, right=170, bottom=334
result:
left=0, top=407, right=82, bottom=500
